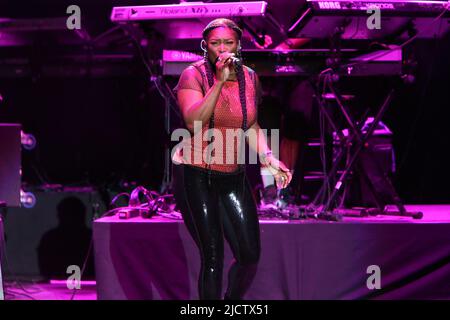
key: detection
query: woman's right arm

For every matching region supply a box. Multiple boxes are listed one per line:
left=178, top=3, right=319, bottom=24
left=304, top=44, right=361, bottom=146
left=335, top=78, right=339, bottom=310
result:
left=177, top=54, right=234, bottom=132
left=177, top=79, right=225, bottom=132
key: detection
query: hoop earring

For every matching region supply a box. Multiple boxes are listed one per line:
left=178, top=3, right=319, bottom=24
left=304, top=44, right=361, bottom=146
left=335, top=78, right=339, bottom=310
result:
left=237, top=40, right=242, bottom=59
left=200, top=40, right=208, bottom=58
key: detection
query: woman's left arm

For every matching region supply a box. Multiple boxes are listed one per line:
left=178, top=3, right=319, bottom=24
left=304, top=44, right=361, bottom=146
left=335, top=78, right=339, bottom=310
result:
left=246, top=73, right=292, bottom=189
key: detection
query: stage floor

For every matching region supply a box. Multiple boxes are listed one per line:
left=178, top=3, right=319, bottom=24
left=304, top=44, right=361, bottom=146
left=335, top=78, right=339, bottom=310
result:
left=2, top=281, right=97, bottom=300
left=93, top=204, right=450, bottom=300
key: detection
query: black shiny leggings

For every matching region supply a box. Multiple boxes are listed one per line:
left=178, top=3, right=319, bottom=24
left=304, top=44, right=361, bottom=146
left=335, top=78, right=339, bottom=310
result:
left=173, top=164, right=261, bottom=300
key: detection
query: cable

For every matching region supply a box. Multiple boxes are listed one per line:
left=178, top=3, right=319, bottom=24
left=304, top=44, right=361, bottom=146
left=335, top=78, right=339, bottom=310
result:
left=318, top=82, right=326, bottom=206
left=319, top=75, right=332, bottom=207
left=109, top=192, right=130, bottom=208
left=91, top=25, right=122, bottom=45
left=397, top=19, right=443, bottom=172
left=99, top=187, right=180, bottom=219
left=4, top=279, right=41, bottom=294
left=67, top=186, right=110, bottom=300
left=68, top=186, right=181, bottom=300
left=69, top=235, right=93, bottom=301
left=3, top=288, right=36, bottom=300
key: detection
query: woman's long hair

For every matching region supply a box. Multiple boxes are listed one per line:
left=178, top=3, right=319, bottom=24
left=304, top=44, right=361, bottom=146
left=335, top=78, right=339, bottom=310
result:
left=202, top=18, right=248, bottom=134
left=202, top=19, right=248, bottom=193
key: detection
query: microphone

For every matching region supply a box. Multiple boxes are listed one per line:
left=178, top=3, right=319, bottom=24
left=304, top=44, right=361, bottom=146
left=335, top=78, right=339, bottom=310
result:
left=230, top=56, right=242, bottom=66
left=217, top=55, right=242, bottom=66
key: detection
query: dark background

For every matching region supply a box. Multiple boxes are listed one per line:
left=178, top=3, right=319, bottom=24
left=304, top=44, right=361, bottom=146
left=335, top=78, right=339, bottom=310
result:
left=0, top=0, right=449, bottom=204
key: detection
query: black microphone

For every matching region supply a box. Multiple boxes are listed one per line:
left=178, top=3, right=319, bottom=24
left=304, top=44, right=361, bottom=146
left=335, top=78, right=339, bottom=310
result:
left=216, top=55, right=242, bottom=66
left=230, top=56, right=242, bottom=66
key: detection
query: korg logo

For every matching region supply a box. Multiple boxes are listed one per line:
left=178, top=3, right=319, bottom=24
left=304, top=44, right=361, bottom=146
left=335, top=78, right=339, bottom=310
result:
left=318, top=1, right=342, bottom=9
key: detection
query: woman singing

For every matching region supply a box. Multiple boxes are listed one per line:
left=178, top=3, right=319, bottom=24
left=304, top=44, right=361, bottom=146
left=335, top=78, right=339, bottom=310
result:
left=172, top=18, right=292, bottom=300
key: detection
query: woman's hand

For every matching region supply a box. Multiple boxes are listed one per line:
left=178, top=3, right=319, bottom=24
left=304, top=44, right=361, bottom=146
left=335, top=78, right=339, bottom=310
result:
left=215, top=52, right=235, bottom=83
left=261, top=155, right=293, bottom=189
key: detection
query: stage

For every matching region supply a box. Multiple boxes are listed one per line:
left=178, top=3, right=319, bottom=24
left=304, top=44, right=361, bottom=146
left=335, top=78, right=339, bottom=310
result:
left=93, top=204, right=450, bottom=300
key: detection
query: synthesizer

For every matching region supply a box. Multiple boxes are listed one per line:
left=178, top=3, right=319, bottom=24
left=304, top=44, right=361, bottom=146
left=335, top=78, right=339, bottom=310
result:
left=110, top=1, right=268, bottom=22
left=288, top=0, right=450, bottom=39
left=306, top=0, right=450, bottom=15
left=162, top=48, right=403, bottom=77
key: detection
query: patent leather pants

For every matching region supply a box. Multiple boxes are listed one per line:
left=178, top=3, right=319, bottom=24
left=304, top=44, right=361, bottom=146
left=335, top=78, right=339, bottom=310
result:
left=173, top=164, right=261, bottom=300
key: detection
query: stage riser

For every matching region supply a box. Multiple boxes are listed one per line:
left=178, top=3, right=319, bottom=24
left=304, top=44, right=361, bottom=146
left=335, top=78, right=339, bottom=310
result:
left=94, top=217, right=450, bottom=300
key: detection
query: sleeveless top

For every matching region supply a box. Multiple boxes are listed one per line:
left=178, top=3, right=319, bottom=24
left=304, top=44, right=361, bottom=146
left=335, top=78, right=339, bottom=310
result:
left=172, top=60, right=259, bottom=173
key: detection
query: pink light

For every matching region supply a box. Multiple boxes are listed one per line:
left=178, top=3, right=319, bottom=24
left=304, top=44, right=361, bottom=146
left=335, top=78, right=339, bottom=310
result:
left=49, top=280, right=97, bottom=286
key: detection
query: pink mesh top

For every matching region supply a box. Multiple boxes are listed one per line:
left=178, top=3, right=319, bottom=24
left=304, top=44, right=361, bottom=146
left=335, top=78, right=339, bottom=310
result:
left=173, top=60, right=260, bottom=173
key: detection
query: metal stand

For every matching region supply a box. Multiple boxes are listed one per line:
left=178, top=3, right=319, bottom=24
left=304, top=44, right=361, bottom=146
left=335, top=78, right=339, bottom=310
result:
left=307, top=72, right=422, bottom=220
left=157, top=76, right=179, bottom=195
left=160, top=90, right=172, bottom=194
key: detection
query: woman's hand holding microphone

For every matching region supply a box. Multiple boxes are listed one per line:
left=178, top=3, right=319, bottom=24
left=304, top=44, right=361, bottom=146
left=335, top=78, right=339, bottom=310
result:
left=215, top=52, right=238, bottom=83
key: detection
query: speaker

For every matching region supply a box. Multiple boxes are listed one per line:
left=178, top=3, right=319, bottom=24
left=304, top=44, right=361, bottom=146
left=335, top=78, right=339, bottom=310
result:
left=346, top=136, right=396, bottom=207
left=0, top=124, right=21, bottom=207
left=3, top=189, right=106, bottom=280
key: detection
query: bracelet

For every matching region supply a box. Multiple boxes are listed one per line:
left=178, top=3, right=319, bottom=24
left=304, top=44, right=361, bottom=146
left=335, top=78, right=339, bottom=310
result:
left=259, top=150, right=273, bottom=162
